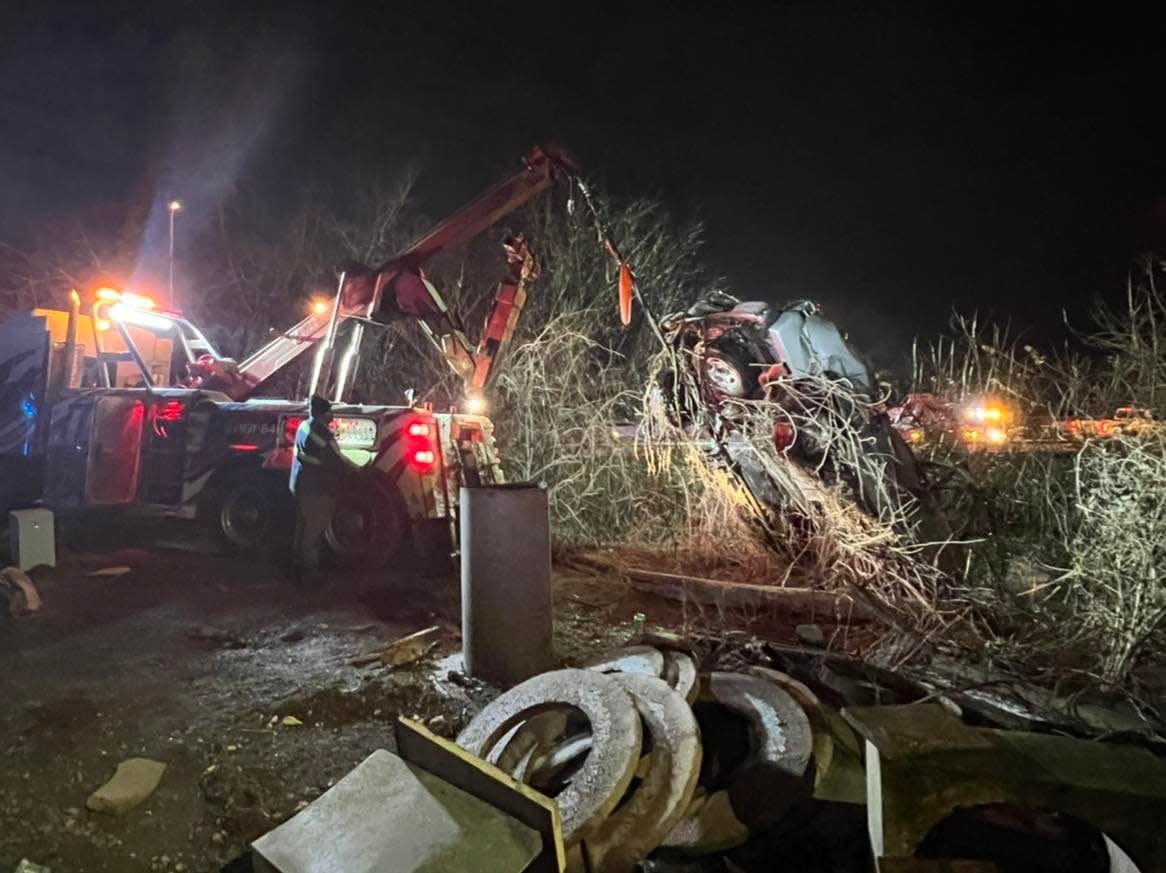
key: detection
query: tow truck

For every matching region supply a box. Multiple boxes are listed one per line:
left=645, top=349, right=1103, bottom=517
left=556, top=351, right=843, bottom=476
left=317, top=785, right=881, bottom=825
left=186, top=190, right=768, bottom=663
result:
left=0, top=145, right=632, bottom=564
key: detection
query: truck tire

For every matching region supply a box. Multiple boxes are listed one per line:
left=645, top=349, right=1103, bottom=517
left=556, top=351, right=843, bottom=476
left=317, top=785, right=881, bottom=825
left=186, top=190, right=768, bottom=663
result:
left=702, top=340, right=760, bottom=400
left=325, top=477, right=409, bottom=569
left=213, top=470, right=289, bottom=555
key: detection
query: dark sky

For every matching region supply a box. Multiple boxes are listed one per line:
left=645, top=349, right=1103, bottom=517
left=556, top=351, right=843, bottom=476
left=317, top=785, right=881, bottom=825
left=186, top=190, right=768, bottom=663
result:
left=3, top=1, right=1163, bottom=364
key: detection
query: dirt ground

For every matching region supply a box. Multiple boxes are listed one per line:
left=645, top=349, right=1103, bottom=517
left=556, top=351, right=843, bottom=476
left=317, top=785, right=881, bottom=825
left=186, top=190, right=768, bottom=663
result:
left=0, top=523, right=812, bottom=873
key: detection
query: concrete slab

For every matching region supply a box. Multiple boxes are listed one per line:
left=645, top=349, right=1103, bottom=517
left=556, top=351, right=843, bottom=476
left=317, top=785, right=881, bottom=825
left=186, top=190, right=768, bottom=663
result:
left=850, top=704, right=1166, bottom=870
left=394, top=719, right=565, bottom=873
left=252, top=749, right=542, bottom=873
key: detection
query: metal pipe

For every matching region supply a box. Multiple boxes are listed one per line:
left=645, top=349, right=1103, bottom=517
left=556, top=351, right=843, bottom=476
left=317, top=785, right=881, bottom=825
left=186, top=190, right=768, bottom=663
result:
left=460, top=484, right=553, bottom=684
left=308, top=271, right=347, bottom=399
left=333, top=321, right=363, bottom=403
left=91, top=303, right=111, bottom=388
left=51, top=290, right=81, bottom=399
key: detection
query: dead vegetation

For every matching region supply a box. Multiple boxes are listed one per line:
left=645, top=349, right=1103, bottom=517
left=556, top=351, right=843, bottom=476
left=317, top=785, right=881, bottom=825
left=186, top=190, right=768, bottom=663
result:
left=505, top=230, right=1165, bottom=694
left=906, top=258, right=1166, bottom=689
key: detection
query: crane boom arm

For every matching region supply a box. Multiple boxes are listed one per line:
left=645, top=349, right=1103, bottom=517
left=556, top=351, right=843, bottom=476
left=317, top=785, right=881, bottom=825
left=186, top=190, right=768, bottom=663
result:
left=220, top=146, right=577, bottom=400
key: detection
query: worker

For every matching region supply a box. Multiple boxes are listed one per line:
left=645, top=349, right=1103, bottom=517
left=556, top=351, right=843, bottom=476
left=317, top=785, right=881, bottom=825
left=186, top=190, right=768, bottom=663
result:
left=288, top=395, right=355, bottom=587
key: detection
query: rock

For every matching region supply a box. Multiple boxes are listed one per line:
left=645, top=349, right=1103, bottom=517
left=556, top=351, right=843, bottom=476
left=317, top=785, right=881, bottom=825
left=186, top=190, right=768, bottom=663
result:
left=13, top=861, right=51, bottom=873
left=86, top=758, right=167, bottom=815
left=796, top=623, right=826, bottom=647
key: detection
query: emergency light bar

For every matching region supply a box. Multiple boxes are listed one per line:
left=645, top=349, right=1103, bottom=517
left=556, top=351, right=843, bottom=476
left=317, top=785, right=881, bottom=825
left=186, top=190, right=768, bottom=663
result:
left=110, top=303, right=174, bottom=333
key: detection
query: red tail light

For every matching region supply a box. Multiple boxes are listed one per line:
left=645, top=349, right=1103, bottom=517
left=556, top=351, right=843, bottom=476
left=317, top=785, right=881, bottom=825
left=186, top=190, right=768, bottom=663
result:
left=283, top=416, right=304, bottom=447
left=151, top=399, right=186, bottom=438
left=773, top=421, right=795, bottom=452
left=404, top=417, right=437, bottom=472
left=156, top=399, right=186, bottom=422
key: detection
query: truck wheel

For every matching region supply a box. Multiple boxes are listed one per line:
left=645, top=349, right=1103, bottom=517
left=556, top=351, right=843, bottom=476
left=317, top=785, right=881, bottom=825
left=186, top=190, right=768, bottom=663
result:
left=214, top=472, right=285, bottom=554
left=325, top=479, right=408, bottom=569
left=702, top=341, right=760, bottom=400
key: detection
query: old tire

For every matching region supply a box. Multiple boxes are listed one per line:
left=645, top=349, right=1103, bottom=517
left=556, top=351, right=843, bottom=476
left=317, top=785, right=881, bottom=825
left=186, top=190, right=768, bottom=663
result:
left=324, top=478, right=408, bottom=569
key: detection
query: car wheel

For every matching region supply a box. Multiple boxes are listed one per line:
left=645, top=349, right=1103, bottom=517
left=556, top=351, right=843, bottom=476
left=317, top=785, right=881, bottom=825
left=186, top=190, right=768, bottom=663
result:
left=702, top=341, right=761, bottom=400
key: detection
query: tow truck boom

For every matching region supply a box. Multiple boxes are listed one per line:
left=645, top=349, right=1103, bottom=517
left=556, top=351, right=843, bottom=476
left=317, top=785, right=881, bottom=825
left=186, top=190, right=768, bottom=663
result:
left=210, top=145, right=583, bottom=401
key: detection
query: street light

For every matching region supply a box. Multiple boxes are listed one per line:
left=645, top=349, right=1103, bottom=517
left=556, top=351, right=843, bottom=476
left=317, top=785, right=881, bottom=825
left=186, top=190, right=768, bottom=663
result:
left=168, top=199, right=182, bottom=308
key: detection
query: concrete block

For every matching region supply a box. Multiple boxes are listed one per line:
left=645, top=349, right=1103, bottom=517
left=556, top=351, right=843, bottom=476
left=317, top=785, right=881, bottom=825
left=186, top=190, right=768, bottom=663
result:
left=252, top=749, right=542, bottom=873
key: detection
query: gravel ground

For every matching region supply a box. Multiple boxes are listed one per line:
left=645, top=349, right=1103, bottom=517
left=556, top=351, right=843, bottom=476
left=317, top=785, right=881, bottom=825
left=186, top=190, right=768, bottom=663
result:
left=0, top=522, right=811, bottom=872
left=0, top=532, right=662, bottom=871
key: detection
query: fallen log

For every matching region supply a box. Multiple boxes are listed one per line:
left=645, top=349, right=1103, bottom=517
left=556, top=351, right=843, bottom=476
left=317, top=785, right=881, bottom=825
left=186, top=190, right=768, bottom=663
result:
left=617, top=567, right=875, bottom=621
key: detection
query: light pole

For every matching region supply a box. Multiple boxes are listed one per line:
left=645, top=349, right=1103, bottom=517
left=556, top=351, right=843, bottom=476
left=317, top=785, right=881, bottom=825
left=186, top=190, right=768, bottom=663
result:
left=168, top=199, right=182, bottom=308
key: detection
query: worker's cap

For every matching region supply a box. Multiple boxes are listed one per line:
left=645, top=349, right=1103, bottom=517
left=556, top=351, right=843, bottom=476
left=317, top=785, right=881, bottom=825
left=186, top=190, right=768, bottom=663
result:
left=309, top=395, right=332, bottom=417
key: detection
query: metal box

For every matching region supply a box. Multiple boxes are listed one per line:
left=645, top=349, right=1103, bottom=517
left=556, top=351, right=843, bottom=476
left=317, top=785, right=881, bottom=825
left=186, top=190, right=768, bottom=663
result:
left=9, top=508, right=56, bottom=570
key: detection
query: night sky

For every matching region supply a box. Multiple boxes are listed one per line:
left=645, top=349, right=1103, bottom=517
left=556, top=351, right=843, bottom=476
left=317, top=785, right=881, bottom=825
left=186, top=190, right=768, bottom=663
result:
left=3, top=2, right=1164, bottom=364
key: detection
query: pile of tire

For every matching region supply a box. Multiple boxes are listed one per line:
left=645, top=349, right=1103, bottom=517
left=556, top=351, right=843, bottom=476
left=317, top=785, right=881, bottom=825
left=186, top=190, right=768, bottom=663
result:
left=456, top=641, right=858, bottom=873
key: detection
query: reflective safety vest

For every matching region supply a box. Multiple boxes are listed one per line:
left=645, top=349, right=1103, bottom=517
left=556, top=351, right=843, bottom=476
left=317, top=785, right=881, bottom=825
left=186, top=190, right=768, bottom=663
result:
left=289, top=417, right=339, bottom=496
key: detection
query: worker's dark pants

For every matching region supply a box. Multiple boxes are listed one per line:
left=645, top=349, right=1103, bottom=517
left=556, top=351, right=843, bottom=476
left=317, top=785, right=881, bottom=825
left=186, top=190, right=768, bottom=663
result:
left=291, top=493, right=335, bottom=587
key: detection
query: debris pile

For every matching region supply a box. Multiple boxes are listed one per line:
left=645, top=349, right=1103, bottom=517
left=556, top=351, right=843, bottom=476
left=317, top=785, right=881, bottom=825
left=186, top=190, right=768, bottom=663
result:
left=454, top=639, right=859, bottom=872
left=452, top=634, right=1166, bottom=872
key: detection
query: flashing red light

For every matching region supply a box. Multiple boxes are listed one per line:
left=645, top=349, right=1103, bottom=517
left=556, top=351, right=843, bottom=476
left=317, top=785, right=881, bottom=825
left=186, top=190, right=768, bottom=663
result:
left=411, top=449, right=436, bottom=469
left=229, top=443, right=260, bottom=452
left=283, top=416, right=305, bottom=447
left=407, top=421, right=430, bottom=438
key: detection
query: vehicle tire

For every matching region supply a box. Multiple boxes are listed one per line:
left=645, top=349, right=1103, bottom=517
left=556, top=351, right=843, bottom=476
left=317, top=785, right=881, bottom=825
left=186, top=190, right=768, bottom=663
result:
left=325, top=477, right=409, bottom=569
left=702, top=340, right=760, bottom=400
left=212, top=470, right=287, bottom=555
